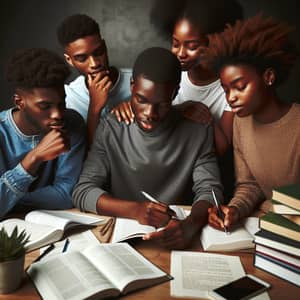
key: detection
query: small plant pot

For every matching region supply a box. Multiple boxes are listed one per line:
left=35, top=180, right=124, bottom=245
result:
left=0, top=254, right=25, bottom=294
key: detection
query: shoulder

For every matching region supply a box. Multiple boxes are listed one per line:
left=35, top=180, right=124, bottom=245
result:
left=0, top=109, right=9, bottom=123
left=64, top=109, right=85, bottom=133
left=65, top=75, right=85, bottom=89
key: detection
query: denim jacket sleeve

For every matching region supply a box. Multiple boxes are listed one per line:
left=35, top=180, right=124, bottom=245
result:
left=0, top=160, right=36, bottom=217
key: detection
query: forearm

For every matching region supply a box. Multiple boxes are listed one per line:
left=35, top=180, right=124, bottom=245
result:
left=96, top=193, right=141, bottom=219
left=213, top=122, right=231, bottom=156
left=87, top=107, right=103, bottom=147
left=186, top=200, right=212, bottom=233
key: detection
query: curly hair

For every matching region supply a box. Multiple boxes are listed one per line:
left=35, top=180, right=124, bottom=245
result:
left=150, top=0, right=243, bottom=40
left=206, top=14, right=299, bottom=86
left=57, top=14, right=100, bottom=47
left=6, top=48, right=70, bottom=89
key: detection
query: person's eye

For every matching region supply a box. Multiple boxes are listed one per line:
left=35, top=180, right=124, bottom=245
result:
left=93, top=46, right=106, bottom=57
left=172, top=40, right=179, bottom=48
left=187, top=43, right=201, bottom=51
left=74, top=55, right=87, bottom=63
left=236, top=83, right=247, bottom=91
left=38, top=104, right=50, bottom=110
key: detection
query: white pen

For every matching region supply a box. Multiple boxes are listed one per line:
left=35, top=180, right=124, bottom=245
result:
left=141, top=191, right=178, bottom=219
left=211, top=188, right=229, bottom=235
left=141, top=191, right=159, bottom=203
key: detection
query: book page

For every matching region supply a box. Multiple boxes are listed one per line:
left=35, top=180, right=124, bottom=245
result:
left=83, top=243, right=168, bottom=293
left=111, top=218, right=155, bottom=243
left=1, top=218, right=59, bottom=252
left=27, top=251, right=119, bottom=300
left=200, top=217, right=259, bottom=252
left=111, top=205, right=188, bottom=243
left=171, top=251, right=245, bottom=298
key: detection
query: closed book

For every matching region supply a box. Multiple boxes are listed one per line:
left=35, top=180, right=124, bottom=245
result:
left=272, top=183, right=300, bottom=211
left=254, top=254, right=300, bottom=287
left=259, top=212, right=300, bottom=242
left=254, top=230, right=300, bottom=257
left=270, top=200, right=300, bottom=215
left=255, top=244, right=300, bottom=270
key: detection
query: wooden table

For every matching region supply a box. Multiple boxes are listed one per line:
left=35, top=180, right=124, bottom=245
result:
left=0, top=222, right=299, bottom=299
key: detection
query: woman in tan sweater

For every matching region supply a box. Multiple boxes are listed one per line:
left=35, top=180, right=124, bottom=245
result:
left=206, top=14, right=300, bottom=230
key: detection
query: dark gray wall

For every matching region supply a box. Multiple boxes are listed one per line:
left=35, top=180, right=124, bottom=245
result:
left=0, top=0, right=299, bottom=110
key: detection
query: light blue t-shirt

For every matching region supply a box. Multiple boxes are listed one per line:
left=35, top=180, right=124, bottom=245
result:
left=65, top=68, right=132, bottom=121
left=0, top=108, right=86, bottom=217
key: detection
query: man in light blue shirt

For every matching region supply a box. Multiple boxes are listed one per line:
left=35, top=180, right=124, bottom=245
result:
left=57, top=14, right=131, bottom=145
left=0, top=48, right=86, bottom=218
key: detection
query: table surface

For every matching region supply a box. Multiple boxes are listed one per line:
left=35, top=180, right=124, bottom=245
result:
left=0, top=214, right=299, bottom=300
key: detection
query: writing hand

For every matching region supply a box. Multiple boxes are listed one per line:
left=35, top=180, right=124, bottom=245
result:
left=208, top=205, right=239, bottom=230
left=136, top=201, right=171, bottom=228
left=111, top=100, right=134, bottom=125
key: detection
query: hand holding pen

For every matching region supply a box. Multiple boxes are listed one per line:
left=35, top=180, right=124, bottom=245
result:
left=140, top=191, right=177, bottom=227
left=211, top=188, right=230, bottom=235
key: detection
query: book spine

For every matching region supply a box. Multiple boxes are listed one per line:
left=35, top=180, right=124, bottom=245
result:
left=254, top=254, right=300, bottom=287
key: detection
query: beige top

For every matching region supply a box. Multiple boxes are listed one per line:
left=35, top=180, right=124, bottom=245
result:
left=230, top=103, right=300, bottom=218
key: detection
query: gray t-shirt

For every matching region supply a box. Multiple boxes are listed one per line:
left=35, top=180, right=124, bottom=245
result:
left=73, top=109, right=223, bottom=213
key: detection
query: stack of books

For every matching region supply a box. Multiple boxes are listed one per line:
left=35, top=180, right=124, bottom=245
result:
left=253, top=183, right=300, bottom=286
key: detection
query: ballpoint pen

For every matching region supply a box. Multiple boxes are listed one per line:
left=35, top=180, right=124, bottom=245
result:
left=30, top=244, right=55, bottom=265
left=62, top=238, right=70, bottom=253
left=211, top=188, right=229, bottom=235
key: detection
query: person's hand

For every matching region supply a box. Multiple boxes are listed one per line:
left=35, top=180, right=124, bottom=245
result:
left=22, top=129, right=70, bottom=176
left=208, top=205, right=239, bottom=230
left=111, top=101, right=134, bottom=125
left=87, top=71, right=113, bottom=113
left=175, top=100, right=213, bottom=124
left=136, top=201, right=173, bottom=228
left=143, top=217, right=197, bottom=249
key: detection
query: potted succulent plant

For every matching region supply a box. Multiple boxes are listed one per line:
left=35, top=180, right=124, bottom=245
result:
left=0, top=226, right=30, bottom=294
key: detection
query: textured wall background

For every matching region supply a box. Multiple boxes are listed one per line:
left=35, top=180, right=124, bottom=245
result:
left=0, top=0, right=299, bottom=110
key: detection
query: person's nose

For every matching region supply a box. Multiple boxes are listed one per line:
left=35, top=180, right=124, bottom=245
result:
left=227, top=90, right=238, bottom=105
left=144, top=104, right=158, bottom=120
left=50, top=105, right=64, bottom=121
left=177, top=45, right=187, bottom=59
left=89, top=56, right=100, bottom=69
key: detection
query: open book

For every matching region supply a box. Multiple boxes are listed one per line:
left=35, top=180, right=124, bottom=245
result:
left=200, top=217, right=259, bottom=251
left=0, top=210, right=104, bottom=252
left=27, top=243, right=171, bottom=300
left=111, top=206, right=188, bottom=243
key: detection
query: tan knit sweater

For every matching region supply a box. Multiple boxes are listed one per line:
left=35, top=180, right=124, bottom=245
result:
left=229, top=103, right=300, bottom=218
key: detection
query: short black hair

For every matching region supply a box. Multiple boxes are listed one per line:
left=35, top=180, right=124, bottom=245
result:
left=6, top=48, right=70, bottom=90
left=133, top=47, right=181, bottom=85
left=206, top=14, right=299, bottom=87
left=150, top=0, right=243, bottom=39
left=57, top=14, right=100, bottom=47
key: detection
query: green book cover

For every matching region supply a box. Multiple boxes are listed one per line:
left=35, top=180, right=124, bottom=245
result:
left=273, top=183, right=300, bottom=210
left=261, top=212, right=300, bottom=231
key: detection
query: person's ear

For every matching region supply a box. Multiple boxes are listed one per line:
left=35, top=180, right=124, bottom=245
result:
left=64, top=53, right=74, bottom=67
left=263, top=68, right=276, bottom=87
left=14, top=93, right=23, bottom=110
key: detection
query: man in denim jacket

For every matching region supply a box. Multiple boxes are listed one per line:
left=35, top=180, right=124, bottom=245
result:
left=0, top=48, right=86, bottom=217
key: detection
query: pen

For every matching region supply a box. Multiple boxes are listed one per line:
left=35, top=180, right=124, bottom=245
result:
left=141, top=191, right=178, bottom=219
left=62, top=238, right=70, bottom=253
left=32, top=244, right=55, bottom=264
left=211, top=188, right=229, bottom=235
